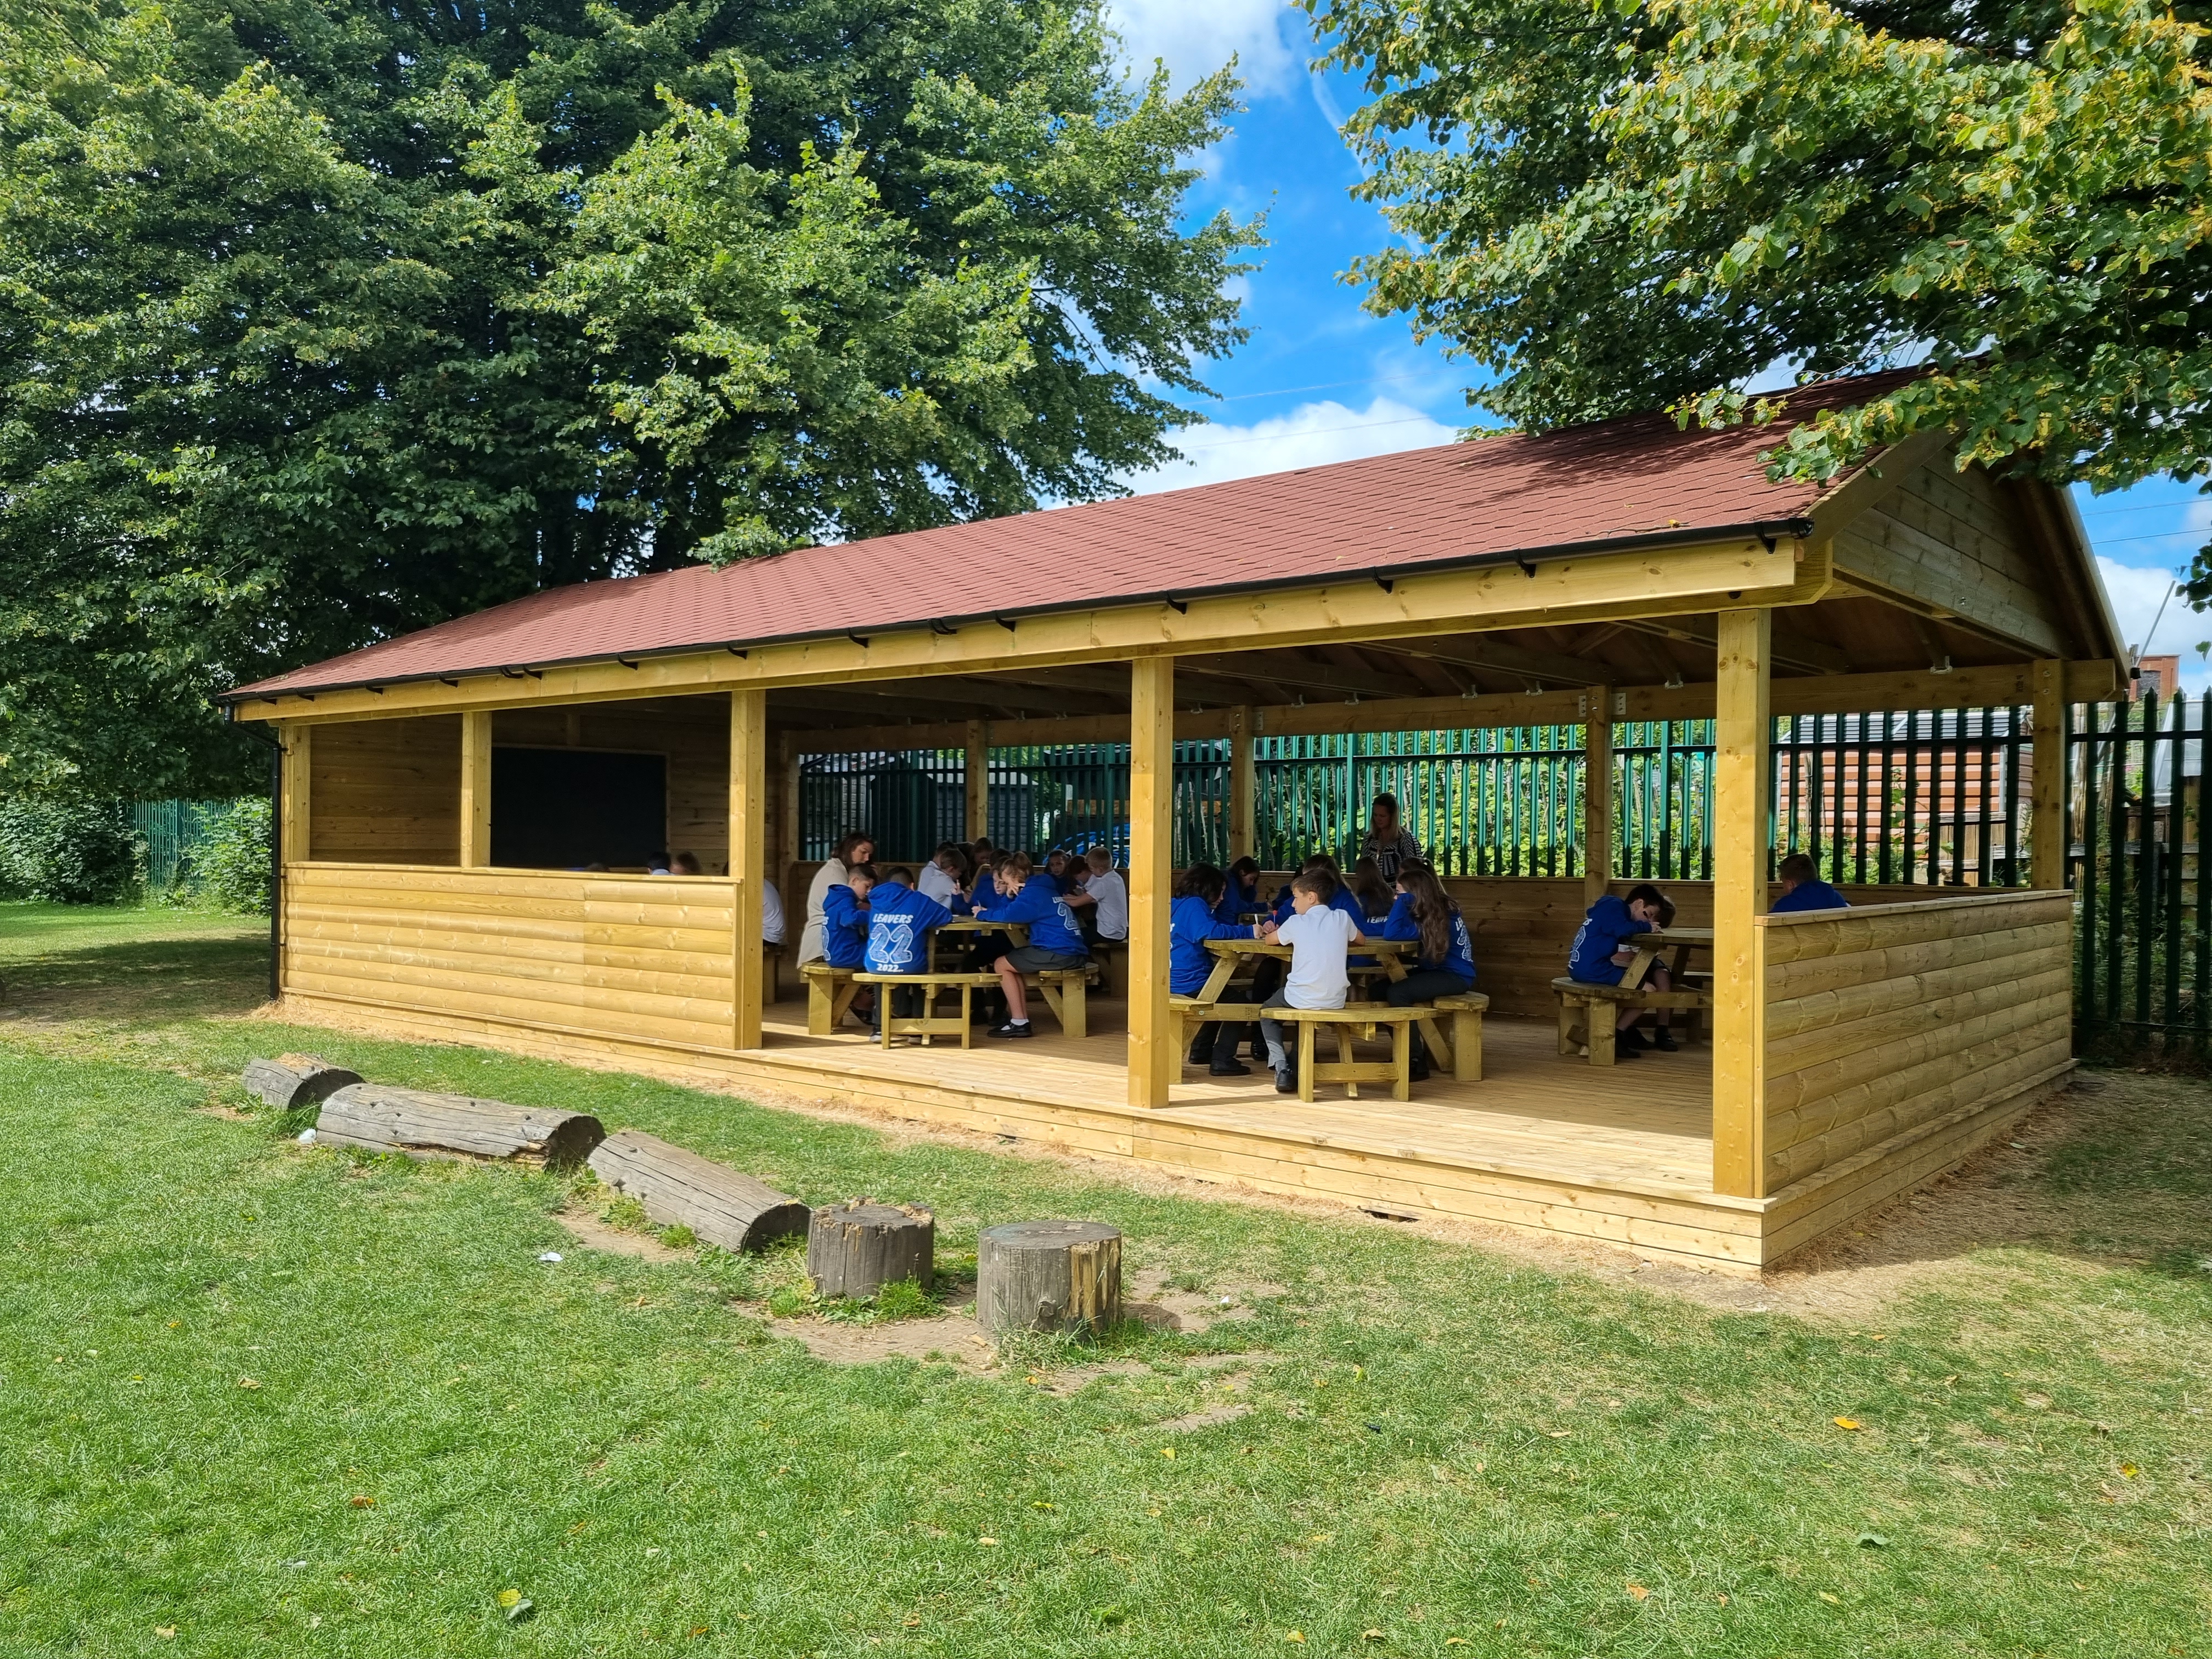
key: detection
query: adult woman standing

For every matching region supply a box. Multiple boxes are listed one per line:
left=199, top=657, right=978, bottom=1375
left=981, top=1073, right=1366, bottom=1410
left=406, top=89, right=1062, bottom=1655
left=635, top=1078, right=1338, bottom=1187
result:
left=798, top=831, right=876, bottom=964
left=1357, top=792, right=1425, bottom=883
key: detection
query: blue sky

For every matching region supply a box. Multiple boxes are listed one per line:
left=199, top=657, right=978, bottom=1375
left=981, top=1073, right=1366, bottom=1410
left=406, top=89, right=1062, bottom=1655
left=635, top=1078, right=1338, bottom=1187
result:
left=1105, top=0, right=2212, bottom=684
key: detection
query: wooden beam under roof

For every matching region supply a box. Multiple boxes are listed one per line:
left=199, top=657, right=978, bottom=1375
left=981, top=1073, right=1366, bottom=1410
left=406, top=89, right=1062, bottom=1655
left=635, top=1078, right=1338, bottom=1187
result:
left=775, top=679, right=1111, bottom=722
left=1378, top=631, right=1612, bottom=689
left=1193, top=648, right=1436, bottom=704
left=1617, top=615, right=1853, bottom=676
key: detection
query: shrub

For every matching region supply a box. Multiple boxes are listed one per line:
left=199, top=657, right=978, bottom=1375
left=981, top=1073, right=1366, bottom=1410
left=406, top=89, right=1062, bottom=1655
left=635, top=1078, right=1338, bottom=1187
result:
left=0, top=796, right=142, bottom=904
left=198, top=797, right=273, bottom=915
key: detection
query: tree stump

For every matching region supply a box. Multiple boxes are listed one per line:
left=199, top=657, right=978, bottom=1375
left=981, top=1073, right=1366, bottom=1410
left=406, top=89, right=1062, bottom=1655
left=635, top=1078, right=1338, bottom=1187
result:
left=586, top=1130, right=809, bottom=1252
left=314, top=1084, right=605, bottom=1166
left=807, top=1201, right=935, bottom=1299
left=975, top=1220, right=1122, bottom=1338
left=243, top=1055, right=363, bottom=1111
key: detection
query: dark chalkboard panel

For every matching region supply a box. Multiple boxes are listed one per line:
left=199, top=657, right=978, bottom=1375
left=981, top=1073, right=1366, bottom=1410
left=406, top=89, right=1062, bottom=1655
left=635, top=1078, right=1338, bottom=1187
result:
left=491, top=747, right=667, bottom=870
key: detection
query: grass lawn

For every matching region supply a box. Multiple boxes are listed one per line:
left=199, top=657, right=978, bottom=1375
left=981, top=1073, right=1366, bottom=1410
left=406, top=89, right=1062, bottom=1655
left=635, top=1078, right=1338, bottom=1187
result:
left=1, top=901, right=2207, bottom=1657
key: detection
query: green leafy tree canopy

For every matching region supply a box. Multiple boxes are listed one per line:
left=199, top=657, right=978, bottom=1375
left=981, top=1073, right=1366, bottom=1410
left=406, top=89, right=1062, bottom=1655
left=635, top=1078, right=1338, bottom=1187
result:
left=0, top=0, right=1259, bottom=795
left=1305, top=0, right=2211, bottom=561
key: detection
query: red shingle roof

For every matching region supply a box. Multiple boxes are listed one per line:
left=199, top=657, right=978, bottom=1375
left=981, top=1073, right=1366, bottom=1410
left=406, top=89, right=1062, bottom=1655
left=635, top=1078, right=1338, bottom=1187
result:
left=228, top=372, right=1915, bottom=700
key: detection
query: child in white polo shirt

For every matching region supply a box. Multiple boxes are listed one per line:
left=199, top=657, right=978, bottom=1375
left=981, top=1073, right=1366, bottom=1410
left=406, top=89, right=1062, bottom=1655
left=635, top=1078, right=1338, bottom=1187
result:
left=1256, top=870, right=1365, bottom=1093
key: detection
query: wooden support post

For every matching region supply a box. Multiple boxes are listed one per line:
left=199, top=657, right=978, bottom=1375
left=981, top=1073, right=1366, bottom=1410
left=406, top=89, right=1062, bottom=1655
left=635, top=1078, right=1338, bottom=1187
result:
left=459, top=710, right=492, bottom=868
left=1229, top=704, right=1255, bottom=862
left=2031, top=658, right=2066, bottom=891
left=730, top=688, right=769, bottom=1050
left=1583, top=687, right=1613, bottom=905
left=964, top=719, right=990, bottom=842
left=778, top=736, right=803, bottom=889
left=1712, top=610, right=1771, bottom=1199
left=1128, top=657, right=1176, bottom=1109
left=279, top=723, right=312, bottom=866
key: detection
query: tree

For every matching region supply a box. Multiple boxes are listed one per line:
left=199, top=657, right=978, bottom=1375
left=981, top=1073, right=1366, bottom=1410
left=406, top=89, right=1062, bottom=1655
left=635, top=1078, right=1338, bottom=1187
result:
left=0, top=0, right=1256, bottom=796
left=1306, top=0, right=2212, bottom=565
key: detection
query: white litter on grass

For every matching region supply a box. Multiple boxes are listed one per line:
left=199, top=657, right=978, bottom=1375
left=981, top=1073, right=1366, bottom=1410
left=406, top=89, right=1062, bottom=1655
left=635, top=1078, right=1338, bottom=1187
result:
left=295, top=1128, right=315, bottom=1144
left=537, top=1251, right=563, bottom=1264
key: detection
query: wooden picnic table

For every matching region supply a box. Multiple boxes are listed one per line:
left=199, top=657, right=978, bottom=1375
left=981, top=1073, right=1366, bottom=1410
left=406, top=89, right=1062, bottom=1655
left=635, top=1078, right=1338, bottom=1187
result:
left=1622, top=927, right=1713, bottom=990
left=1194, top=935, right=1413, bottom=1003
left=930, top=915, right=1026, bottom=969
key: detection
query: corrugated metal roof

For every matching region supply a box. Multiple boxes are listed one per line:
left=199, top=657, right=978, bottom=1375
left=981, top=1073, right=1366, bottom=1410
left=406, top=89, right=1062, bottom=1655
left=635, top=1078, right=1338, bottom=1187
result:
left=228, top=371, right=1917, bottom=700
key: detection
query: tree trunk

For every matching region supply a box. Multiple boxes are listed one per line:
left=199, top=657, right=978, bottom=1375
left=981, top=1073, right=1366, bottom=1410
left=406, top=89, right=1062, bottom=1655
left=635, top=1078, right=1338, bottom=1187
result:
left=243, top=1055, right=363, bottom=1111
left=807, top=1201, right=935, bottom=1299
left=586, top=1129, right=809, bottom=1252
left=975, top=1220, right=1122, bottom=1338
left=314, top=1084, right=605, bottom=1166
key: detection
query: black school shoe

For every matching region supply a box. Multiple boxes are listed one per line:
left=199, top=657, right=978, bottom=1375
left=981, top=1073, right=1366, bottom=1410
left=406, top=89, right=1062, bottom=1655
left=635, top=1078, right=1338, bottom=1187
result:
left=1274, top=1066, right=1297, bottom=1094
left=1618, top=1025, right=1654, bottom=1050
left=1209, top=1058, right=1251, bottom=1077
left=1650, top=1030, right=1680, bottom=1052
left=988, top=1021, right=1035, bottom=1040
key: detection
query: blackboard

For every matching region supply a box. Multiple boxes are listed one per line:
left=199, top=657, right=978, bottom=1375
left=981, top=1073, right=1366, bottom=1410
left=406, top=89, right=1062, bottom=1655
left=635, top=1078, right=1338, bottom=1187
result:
left=490, top=747, right=667, bottom=870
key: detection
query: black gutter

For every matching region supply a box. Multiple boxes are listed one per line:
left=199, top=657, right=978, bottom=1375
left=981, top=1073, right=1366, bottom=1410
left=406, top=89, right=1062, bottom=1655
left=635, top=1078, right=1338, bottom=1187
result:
left=228, top=708, right=283, bottom=1002
left=217, top=516, right=1817, bottom=707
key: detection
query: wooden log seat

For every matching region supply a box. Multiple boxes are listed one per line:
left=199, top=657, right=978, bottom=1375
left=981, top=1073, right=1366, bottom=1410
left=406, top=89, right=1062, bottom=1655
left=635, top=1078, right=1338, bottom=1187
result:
left=587, top=1128, right=810, bottom=1251
left=1551, top=977, right=1714, bottom=1066
left=975, top=1219, right=1122, bottom=1339
left=807, top=1199, right=935, bottom=1299
left=243, top=1054, right=363, bottom=1110
left=800, top=962, right=862, bottom=1036
left=1277, top=1004, right=1427, bottom=1102
left=314, top=1083, right=606, bottom=1165
left=851, top=970, right=1001, bottom=1048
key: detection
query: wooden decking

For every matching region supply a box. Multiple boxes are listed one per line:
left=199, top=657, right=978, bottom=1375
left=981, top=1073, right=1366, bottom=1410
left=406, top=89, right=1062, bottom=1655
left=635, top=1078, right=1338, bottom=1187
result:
left=761, top=996, right=1717, bottom=1193
left=283, top=970, right=2066, bottom=1275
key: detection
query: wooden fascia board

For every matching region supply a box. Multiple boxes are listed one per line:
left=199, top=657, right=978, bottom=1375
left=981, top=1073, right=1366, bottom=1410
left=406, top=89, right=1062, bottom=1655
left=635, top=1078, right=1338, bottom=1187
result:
left=230, top=535, right=1821, bottom=724
left=2027, top=476, right=2128, bottom=664
left=769, top=657, right=2123, bottom=753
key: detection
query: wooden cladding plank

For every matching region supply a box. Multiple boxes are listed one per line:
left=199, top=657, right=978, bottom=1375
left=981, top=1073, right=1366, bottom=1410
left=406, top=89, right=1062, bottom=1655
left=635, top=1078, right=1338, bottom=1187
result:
left=1762, top=893, right=2071, bottom=963
left=287, top=922, right=734, bottom=990
left=286, top=959, right=733, bottom=1046
left=1764, top=919, right=2072, bottom=1000
left=1765, top=989, right=2071, bottom=1122
left=1765, top=966, right=2070, bottom=1080
left=1765, top=942, right=2073, bottom=1043
left=1765, top=1036, right=2073, bottom=1188
left=311, top=716, right=460, bottom=865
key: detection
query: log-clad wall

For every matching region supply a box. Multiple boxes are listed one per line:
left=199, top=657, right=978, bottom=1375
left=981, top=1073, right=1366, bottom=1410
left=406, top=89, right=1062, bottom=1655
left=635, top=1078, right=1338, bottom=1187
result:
left=284, top=863, right=738, bottom=1051
left=1760, top=890, right=2073, bottom=1193
left=311, top=716, right=462, bottom=864
left=493, top=697, right=731, bottom=871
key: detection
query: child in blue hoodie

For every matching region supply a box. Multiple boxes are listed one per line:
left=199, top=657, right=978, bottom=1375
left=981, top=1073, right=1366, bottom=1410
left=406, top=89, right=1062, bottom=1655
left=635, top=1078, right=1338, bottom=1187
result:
left=1171, top=864, right=1261, bottom=1076
left=1567, top=881, right=1674, bottom=1057
left=820, top=863, right=876, bottom=1028
left=1379, top=861, right=1476, bottom=1081
left=819, top=865, right=875, bottom=970
left=1212, top=857, right=1263, bottom=926
left=975, top=851, right=1091, bottom=1039
left=864, top=866, right=956, bottom=1036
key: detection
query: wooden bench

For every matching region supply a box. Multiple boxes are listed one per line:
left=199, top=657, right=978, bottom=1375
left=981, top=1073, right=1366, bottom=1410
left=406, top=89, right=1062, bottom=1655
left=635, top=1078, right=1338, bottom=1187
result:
left=1551, top=976, right=1712, bottom=1065
left=1169, top=992, right=1260, bottom=1069
left=1424, top=991, right=1489, bottom=1083
left=763, top=943, right=783, bottom=1005
left=1276, top=1004, right=1426, bottom=1102
left=800, top=962, right=861, bottom=1036
left=1086, top=940, right=1124, bottom=996
left=1026, top=968, right=1091, bottom=1039
left=853, top=970, right=1000, bottom=1048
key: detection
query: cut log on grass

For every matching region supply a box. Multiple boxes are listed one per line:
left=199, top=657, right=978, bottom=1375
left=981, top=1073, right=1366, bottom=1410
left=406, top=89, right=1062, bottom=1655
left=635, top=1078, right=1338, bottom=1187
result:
left=586, top=1130, right=809, bottom=1252
left=242, top=1055, right=363, bottom=1111
left=314, top=1084, right=605, bottom=1165
left=807, top=1201, right=935, bottom=1299
left=975, top=1220, right=1122, bottom=1339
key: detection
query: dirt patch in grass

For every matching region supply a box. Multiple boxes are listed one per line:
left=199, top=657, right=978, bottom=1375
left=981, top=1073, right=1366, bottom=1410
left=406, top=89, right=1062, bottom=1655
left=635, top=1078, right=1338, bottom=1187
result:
left=556, top=1207, right=694, bottom=1263
left=765, top=1307, right=999, bottom=1371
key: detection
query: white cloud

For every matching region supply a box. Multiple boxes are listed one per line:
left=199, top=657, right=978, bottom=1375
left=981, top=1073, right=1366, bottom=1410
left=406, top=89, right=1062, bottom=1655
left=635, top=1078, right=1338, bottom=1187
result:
left=2096, top=555, right=2212, bottom=689
left=1104, top=0, right=1301, bottom=97
left=1124, top=396, right=1458, bottom=493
